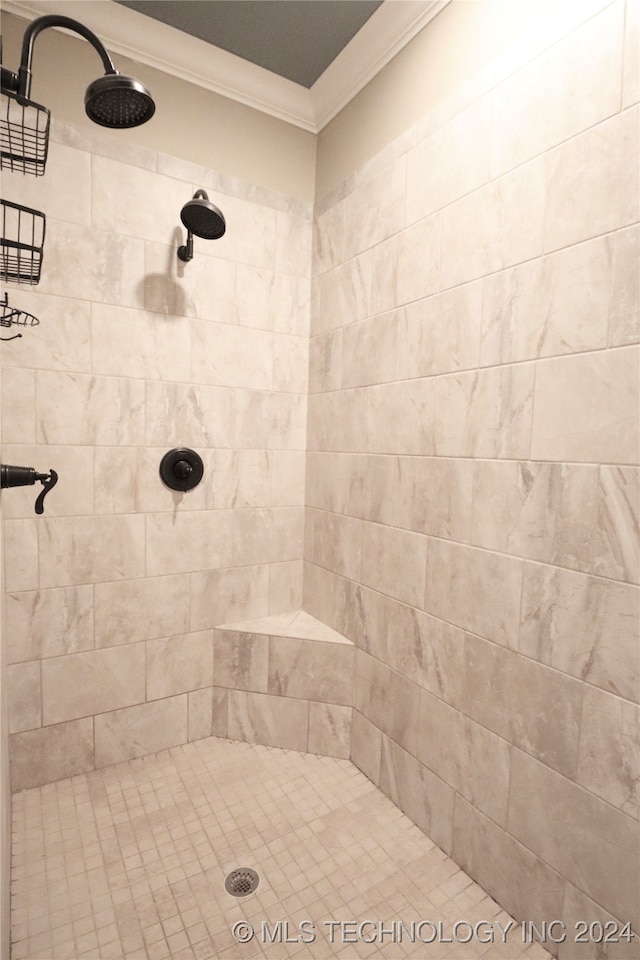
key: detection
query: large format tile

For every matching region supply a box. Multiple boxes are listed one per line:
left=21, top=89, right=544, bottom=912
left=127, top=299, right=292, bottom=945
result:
left=227, top=689, right=309, bottom=751
left=6, top=585, right=94, bottom=664
left=9, top=718, right=94, bottom=791
left=42, top=644, right=145, bottom=725
left=94, top=696, right=188, bottom=767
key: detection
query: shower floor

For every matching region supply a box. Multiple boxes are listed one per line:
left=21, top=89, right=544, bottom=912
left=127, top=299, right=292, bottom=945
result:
left=11, top=737, right=550, bottom=960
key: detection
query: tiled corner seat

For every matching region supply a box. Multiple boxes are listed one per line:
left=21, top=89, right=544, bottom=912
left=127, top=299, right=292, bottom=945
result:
left=213, top=610, right=354, bottom=759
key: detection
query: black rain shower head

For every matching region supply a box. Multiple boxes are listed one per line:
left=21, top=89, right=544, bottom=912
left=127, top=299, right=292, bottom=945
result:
left=177, top=190, right=226, bottom=262
left=85, top=73, right=155, bottom=129
left=1, top=15, right=155, bottom=130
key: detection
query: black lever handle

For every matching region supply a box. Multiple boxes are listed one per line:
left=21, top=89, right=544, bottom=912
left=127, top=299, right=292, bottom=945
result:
left=34, top=469, right=58, bottom=514
left=0, top=464, right=58, bottom=514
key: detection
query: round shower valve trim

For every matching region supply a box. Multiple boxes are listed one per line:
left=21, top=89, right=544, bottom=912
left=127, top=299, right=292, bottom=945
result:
left=159, top=448, right=204, bottom=491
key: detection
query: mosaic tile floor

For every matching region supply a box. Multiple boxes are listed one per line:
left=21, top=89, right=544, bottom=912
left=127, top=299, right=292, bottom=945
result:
left=11, top=737, right=550, bottom=960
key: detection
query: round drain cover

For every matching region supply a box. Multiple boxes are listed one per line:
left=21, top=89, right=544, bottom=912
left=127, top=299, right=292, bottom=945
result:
left=224, top=867, right=260, bottom=897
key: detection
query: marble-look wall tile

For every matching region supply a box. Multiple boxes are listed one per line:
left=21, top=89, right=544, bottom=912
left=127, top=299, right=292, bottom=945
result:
left=308, top=703, right=351, bottom=759
left=144, top=242, right=236, bottom=321
left=308, top=330, right=342, bottom=394
left=440, top=157, right=546, bottom=288
left=91, top=155, right=189, bottom=243
left=392, top=457, right=473, bottom=542
left=520, top=563, right=640, bottom=704
left=236, top=267, right=310, bottom=337
left=417, top=691, right=510, bottom=825
left=232, top=506, right=303, bottom=565
left=310, top=511, right=363, bottom=581
left=425, top=540, right=522, bottom=650
left=559, top=884, right=640, bottom=960
left=577, top=686, right=639, bottom=817
left=273, top=333, right=308, bottom=394
left=0, top=290, right=91, bottom=373
left=354, top=652, right=420, bottom=756
left=1, top=368, right=36, bottom=444
left=94, top=696, right=188, bottom=768
left=344, top=159, right=405, bottom=259
left=42, top=644, right=145, bottom=725
left=211, top=687, right=228, bottom=738
left=340, top=454, right=395, bottom=525
left=313, top=197, right=345, bottom=276
left=234, top=390, right=307, bottom=450
left=609, top=225, right=640, bottom=346
left=341, top=311, right=400, bottom=389
left=3, top=143, right=91, bottom=226
left=397, top=283, right=482, bottom=379
left=211, top=193, right=277, bottom=270
left=452, top=796, right=566, bottom=931
left=463, top=635, right=583, bottom=778
left=366, top=379, right=435, bottom=455
left=190, top=565, right=270, bottom=631
left=213, top=630, right=268, bottom=692
left=276, top=210, right=313, bottom=278
left=270, top=451, right=305, bottom=507
left=36, top=372, right=145, bottom=446
left=3, top=519, right=38, bottom=593
left=268, top=636, right=354, bottom=705
left=544, top=105, right=639, bottom=253
left=40, top=515, right=146, bottom=587
left=480, top=236, right=615, bottom=366
left=317, top=253, right=371, bottom=334
left=433, top=364, right=534, bottom=459
left=350, top=710, right=382, bottom=785
left=405, top=98, right=492, bottom=223
left=8, top=662, right=41, bottom=733
left=191, top=321, right=273, bottom=389
left=507, top=748, right=639, bottom=923
left=490, top=2, right=623, bottom=177
left=531, top=346, right=639, bottom=465
left=39, top=220, right=144, bottom=307
left=380, top=736, right=454, bottom=856
left=472, top=461, right=640, bottom=584
left=145, top=381, right=234, bottom=448
left=10, top=719, right=94, bottom=791
left=359, top=522, right=428, bottom=608
left=395, top=214, right=442, bottom=306
left=227, top=690, right=308, bottom=752
left=146, top=510, right=233, bottom=576
left=6, top=585, right=94, bottom=664
left=91, top=304, right=191, bottom=381
left=268, top=560, right=303, bottom=613
left=623, top=0, right=639, bottom=108
left=147, top=631, right=213, bottom=700
left=188, top=688, right=213, bottom=742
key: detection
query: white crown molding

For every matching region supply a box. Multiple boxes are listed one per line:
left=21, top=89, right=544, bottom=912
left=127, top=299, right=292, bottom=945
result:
left=1, top=0, right=448, bottom=133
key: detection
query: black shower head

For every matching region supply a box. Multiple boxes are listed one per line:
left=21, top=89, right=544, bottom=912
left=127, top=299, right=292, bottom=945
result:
left=180, top=191, right=226, bottom=240
left=177, top=190, right=226, bottom=262
left=85, top=72, right=155, bottom=129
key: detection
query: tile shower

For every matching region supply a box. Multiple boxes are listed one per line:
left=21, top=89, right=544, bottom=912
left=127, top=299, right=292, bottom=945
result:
left=2, top=0, right=639, bottom=958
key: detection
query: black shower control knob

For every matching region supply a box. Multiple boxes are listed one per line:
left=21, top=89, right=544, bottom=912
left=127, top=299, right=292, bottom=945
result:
left=159, top=448, right=204, bottom=492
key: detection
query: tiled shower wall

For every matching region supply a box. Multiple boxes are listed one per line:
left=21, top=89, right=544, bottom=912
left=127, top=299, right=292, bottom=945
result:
left=304, top=0, right=639, bottom=946
left=2, top=122, right=311, bottom=791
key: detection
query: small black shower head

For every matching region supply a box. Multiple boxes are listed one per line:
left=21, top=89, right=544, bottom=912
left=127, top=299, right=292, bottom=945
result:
left=85, top=72, right=155, bottom=128
left=180, top=191, right=226, bottom=240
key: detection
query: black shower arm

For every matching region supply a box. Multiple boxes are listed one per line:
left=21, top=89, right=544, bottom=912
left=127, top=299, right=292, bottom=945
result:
left=2, top=15, right=117, bottom=101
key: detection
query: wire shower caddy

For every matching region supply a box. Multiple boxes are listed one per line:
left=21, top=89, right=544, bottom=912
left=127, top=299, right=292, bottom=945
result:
left=0, top=89, right=50, bottom=176
left=1, top=198, right=46, bottom=284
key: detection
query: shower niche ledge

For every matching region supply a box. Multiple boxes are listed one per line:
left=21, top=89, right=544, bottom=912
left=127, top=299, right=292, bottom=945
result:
left=212, top=610, right=355, bottom=760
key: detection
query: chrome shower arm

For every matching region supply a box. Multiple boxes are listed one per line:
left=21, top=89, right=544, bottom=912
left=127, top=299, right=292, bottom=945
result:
left=10, top=15, right=117, bottom=101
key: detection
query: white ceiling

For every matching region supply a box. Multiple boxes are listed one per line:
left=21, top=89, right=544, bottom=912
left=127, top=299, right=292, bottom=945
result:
left=3, top=0, right=447, bottom=132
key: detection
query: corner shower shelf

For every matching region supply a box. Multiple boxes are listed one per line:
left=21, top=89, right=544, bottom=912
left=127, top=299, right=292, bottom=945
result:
left=1, top=198, right=46, bottom=284
left=0, top=90, right=50, bottom=176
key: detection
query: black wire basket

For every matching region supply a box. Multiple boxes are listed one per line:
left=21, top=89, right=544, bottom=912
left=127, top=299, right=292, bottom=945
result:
left=1, top=90, right=50, bottom=176
left=0, top=292, right=40, bottom=340
left=1, top=199, right=46, bottom=284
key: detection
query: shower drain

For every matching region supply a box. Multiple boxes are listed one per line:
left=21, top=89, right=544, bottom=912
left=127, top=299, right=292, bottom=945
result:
left=224, top=867, right=260, bottom=897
